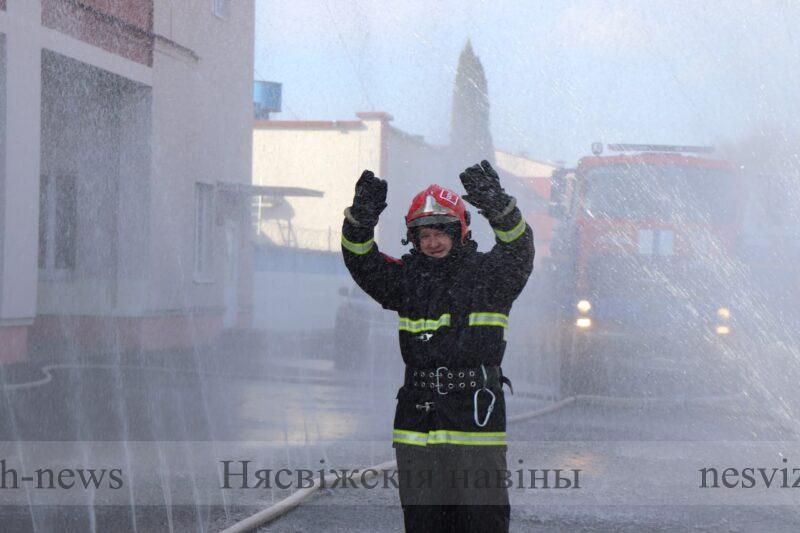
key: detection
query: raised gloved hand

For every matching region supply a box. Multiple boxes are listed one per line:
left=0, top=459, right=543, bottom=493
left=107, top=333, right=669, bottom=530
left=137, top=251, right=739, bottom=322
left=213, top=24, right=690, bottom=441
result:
left=349, top=170, right=387, bottom=227
left=459, top=160, right=513, bottom=220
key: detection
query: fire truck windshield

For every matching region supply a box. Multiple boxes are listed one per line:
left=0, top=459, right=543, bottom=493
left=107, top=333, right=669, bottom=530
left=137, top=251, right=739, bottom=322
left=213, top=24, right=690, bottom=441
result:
left=581, top=163, right=736, bottom=224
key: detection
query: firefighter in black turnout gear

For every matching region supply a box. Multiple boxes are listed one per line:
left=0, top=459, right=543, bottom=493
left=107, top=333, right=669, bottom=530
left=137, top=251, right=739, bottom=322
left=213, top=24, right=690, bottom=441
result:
left=341, top=161, right=534, bottom=532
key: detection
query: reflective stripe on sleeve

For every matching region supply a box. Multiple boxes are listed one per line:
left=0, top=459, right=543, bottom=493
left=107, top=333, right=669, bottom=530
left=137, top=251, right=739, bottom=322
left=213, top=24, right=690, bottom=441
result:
left=399, top=313, right=451, bottom=333
left=468, top=312, right=509, bottom=328
left=392, top=429, right=507, bottom=446
left=341, top=234, right=374, bottom=255
left=493, top=217, right=526, bottom=243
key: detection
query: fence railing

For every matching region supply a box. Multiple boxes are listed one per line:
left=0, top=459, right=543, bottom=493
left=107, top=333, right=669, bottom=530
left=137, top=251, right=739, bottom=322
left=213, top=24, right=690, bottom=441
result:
left=254, top=222, right=340, bottom=252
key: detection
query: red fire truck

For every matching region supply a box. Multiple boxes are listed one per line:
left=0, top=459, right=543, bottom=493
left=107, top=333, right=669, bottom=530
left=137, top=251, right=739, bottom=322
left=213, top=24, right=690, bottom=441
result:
left=542, top=143, right=746, bottom=396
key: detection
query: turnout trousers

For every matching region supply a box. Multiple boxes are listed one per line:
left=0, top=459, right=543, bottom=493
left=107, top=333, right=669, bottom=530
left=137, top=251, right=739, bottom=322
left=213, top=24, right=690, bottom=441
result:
left=395, top=445, right=510, bottom=533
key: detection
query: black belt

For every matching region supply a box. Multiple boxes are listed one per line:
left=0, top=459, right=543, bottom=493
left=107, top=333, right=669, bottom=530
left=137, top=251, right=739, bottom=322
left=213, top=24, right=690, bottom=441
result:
left=404, top=365, right=512, bottom=395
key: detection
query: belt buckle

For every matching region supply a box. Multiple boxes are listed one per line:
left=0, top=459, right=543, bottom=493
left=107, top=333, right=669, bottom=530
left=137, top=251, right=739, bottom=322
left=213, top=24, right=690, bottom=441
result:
left=435, top=366, right=448, bottom=396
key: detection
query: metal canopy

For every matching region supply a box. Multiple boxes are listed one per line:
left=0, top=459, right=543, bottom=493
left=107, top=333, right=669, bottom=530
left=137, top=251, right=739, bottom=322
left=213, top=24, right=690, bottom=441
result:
left=217, top=182, right=325, bottom=197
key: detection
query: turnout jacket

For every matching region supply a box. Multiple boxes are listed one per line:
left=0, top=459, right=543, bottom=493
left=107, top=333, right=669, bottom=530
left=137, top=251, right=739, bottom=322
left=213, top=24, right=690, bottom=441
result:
left=341, top=205, right=534, bottom=448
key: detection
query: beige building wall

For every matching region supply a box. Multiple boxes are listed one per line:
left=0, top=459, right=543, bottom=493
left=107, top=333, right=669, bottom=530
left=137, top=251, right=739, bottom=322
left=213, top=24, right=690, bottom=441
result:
left=252, top=114, right=384, bottom=251
left=252, top=113, right=458, bottom=257
left=495, top=149, right=557, bottom=181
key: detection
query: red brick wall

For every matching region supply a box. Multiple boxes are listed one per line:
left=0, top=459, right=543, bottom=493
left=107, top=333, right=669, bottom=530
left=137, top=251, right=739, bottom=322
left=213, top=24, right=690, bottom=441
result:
left=0, top=326, right=28, bottom=363
left=78, top=0, right=152, bottom=30
left=42, top=0, right=154, bottom=66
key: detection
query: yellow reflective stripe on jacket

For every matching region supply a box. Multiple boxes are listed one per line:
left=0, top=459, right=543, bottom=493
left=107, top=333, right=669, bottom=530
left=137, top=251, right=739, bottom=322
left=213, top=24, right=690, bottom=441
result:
left=393, top=429, right=507, bottom=446
left=399, top=313, right=451, bottom=333
left=468, top=312, right=509, bottom=328
left=493, top=217, right=526, bottom=243
left=341, top=234, right=374, bottom=255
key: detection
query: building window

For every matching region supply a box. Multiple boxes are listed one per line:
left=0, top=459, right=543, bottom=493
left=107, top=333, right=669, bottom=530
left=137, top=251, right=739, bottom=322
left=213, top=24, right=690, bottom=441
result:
left=195, top=183, right=215, bottom=279
left=212, top=0, right=231, bottom=19
left=39, top=175, right=77, bottom=272
left=637, top=229, right=654, bottom=255
left=659, top=230, right=675, bottom=255
left=638, top=229, right=674, bottom=256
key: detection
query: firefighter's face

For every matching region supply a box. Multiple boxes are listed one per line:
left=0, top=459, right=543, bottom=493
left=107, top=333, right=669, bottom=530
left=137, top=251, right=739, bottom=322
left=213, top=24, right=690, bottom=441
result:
left=418, top=227, right=453, bottom=258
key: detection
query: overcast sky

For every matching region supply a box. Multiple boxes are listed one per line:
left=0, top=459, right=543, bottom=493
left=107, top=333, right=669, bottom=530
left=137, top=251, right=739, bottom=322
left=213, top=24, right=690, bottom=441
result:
left=254, top=0, right=800, bottom=165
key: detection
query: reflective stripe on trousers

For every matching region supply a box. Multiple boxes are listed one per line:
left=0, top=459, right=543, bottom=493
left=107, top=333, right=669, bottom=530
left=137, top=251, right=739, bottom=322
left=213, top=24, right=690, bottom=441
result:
left=393, top=429, right=507, bottom=446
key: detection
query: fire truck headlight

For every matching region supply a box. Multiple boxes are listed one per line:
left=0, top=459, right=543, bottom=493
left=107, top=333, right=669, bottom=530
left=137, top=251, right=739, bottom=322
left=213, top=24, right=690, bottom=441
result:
left=576, top=317, right=592, bottom=329
left=715, top=325, right=731, bottom=335
left=577, top=300, right=592, bottom=314
left=717, top=307, right=731, bottom=320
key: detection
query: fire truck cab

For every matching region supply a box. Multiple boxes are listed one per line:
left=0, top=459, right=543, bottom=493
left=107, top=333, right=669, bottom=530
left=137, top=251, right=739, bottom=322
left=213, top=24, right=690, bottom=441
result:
left=545, top=143, right=745, bottom=396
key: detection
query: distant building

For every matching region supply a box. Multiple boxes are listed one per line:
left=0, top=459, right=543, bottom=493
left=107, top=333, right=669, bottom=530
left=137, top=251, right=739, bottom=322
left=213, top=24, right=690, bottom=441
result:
left=0, top=1, right=255, bottom=362
left=253, top=112, right=457, bottom=259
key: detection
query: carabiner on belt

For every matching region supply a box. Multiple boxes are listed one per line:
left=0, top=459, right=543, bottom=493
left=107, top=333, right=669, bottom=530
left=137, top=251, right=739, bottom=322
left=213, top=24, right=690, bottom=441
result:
left=473, top=364, right=496, bottom=427
left=434, top=366, right=448, bottom=396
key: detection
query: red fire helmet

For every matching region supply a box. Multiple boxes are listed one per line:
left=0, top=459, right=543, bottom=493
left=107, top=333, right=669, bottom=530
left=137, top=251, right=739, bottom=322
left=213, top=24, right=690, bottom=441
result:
left=405, top=184, right=470, bottom=242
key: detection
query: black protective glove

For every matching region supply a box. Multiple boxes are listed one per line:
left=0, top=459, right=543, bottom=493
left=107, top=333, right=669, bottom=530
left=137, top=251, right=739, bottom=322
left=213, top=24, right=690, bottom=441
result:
left=349, top=170, right=387, bottom=227
left=459, top=160, right=513, bottom=220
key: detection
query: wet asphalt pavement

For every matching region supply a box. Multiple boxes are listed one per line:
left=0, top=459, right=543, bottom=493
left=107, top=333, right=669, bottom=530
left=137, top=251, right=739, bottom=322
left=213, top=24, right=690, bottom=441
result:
left=256, top=398, right=800, bottom=532
left=1, top=340, right=799, bottom=532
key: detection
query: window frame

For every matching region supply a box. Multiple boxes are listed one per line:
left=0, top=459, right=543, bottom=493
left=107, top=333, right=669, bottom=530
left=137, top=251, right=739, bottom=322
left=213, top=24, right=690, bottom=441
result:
left=194, top=182, right=216, bottom=282
left=38, top=174, right=77, bottom=280
left=211, top=0, right=231, bottom=20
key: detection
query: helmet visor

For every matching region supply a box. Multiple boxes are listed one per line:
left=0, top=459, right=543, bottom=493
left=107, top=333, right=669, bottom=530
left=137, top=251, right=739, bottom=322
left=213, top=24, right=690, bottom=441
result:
left=407, top=214, right=459, bottom=228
